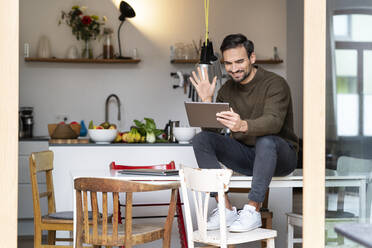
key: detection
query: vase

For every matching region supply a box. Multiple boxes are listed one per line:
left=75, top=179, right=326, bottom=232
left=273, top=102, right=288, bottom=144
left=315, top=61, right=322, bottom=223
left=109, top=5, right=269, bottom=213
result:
left=81, top=40, right=93, bottom=59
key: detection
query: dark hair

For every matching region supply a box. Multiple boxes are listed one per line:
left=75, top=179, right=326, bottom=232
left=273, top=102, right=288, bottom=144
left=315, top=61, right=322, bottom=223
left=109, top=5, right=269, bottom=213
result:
left=220, top=33, right=254, bottom=58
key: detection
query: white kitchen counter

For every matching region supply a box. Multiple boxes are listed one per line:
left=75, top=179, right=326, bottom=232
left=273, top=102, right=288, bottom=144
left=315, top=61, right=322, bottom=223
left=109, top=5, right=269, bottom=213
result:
left=50, top=143, right=292, bottom=248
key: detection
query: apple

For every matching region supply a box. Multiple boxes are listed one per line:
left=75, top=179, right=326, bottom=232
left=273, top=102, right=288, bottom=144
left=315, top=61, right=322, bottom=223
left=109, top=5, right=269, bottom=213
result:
left=96, top=126, right=104, bottom=129
left=70, top=121, right=79, bottom=125
left=59, top=121, right=65, bottom=125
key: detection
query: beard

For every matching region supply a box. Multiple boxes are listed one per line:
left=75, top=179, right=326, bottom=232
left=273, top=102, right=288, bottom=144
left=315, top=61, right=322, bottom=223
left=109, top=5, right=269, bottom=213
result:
left=228, top=69, right=250, bottom=83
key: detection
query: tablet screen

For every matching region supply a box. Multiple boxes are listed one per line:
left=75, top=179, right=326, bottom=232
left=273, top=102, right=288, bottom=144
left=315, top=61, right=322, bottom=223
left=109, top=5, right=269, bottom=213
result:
left=184, top=102, right=230, bottom=128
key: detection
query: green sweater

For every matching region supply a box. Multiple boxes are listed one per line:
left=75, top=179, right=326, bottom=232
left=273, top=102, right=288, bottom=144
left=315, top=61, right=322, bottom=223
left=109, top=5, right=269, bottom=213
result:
left=216, top=66, right=298, bottom=150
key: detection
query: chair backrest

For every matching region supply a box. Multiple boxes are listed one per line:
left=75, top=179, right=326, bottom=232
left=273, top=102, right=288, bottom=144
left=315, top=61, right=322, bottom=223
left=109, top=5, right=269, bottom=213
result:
left=179, top=166, right=233, bottom=248
left=74, top=177, right=179, bottom=247
left=110, top=161, right=176, bottom=170
left=29, top=150, right=56, bottom=223
left=336, top=156, right=372, bottom=214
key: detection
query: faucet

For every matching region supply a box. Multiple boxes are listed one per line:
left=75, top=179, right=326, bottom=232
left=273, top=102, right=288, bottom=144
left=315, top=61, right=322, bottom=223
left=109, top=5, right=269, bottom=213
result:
left=105, top=94, right=121, bottom=122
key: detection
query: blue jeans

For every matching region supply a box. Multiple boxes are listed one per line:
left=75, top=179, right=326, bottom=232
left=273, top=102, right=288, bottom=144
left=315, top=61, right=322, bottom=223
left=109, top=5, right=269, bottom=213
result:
left=192, top=131, right=297, bottom=203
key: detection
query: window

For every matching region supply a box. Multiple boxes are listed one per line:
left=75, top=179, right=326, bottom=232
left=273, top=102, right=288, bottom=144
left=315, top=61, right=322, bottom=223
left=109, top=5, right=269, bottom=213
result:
left=333, top=11, right=372, bottom=136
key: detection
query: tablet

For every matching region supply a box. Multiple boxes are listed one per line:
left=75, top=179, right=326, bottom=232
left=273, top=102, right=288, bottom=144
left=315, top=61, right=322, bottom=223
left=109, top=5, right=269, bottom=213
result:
left=184, top=102, right=230, bottom=128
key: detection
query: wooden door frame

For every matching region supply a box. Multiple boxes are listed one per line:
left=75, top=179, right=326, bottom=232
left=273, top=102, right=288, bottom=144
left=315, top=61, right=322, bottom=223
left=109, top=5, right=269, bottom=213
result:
left=303, top=0, right=326, bottom=247
left=0, top=0, right=19, bottom=246
left=0, top=0, right=326, bottom=246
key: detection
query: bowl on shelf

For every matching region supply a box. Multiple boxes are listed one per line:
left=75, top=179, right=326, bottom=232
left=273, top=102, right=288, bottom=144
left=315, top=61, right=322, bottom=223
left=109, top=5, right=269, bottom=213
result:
left=48, top=123, right=80, bottom=139
left=88, top=129, right=118, bottom=144
left=173, top=127, right=196, bottom=144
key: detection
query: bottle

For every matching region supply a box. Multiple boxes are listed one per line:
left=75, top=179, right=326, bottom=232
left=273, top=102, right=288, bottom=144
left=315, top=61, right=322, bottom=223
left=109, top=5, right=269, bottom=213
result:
left=103, top=33, right=114, bottom=59
left=80, top=120, right=88, bottom=137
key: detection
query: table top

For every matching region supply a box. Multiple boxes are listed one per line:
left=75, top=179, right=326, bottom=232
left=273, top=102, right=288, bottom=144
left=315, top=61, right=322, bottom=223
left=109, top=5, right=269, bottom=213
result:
left=70, top=169, right=369, bottom=187
left=335, top=223, right=372, bottom=248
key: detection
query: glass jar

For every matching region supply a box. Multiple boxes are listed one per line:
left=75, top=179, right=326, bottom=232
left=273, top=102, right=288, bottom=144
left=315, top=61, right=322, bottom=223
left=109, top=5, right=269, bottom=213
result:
left=103, top=34, right=114, bottom=59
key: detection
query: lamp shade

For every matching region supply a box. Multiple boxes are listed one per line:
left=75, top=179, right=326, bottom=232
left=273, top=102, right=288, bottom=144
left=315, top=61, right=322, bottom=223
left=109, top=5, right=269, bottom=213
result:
left=119, top=1, right=135, bottom=21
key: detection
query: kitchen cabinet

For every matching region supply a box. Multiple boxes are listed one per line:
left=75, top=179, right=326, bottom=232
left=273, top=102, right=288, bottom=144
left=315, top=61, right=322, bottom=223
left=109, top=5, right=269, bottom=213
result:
left=18, top=140, right=49, bottom=236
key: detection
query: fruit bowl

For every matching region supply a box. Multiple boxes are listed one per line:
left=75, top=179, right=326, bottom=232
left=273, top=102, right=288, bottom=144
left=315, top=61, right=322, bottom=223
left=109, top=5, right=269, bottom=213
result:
left=173, top=127, right=196, bottom=144
left=48, top=123, right=80, bottom=139
left=88, top=129, right=118, bottom=144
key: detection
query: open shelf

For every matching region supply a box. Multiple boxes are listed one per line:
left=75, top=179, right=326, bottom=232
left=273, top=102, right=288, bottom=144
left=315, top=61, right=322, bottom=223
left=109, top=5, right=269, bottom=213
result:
left=24, top=58, right=141, bottom=64
left=170, top=59, right=283, bottom=64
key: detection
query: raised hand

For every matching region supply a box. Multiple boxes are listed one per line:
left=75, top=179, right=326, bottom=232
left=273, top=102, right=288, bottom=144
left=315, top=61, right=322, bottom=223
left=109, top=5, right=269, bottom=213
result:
left=189, top=66, right=217, bottom=102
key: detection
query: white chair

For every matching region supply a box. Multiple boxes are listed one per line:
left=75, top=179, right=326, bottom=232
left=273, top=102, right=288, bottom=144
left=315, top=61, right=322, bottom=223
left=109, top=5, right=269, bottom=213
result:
left=179, top=166, right=277, bottom=248
left=286, top=156, right=372, bottom=248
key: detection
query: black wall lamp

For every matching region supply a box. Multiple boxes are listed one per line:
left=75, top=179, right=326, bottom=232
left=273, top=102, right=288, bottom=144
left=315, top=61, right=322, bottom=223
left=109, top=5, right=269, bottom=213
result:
left=117, top=1, right=135, bottom=59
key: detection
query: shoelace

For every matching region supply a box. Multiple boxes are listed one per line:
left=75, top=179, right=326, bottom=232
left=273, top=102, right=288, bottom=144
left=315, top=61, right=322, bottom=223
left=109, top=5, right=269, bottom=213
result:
left=235, top=208, right=253, bottom=222
left=209, top=208, right=219, bottom=218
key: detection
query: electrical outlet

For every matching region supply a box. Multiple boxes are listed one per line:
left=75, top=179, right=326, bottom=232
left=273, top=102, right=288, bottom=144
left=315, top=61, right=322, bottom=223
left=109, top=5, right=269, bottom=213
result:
left=55, top=114, right=69, bottom=123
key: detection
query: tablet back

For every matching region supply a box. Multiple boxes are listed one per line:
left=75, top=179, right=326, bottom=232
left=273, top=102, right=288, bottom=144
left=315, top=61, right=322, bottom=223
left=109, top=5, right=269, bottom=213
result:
left=184, top=102, right=229, bottom=128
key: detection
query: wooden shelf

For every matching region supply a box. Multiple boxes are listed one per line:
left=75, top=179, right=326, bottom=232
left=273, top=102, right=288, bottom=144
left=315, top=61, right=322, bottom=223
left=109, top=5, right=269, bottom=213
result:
left=24, top=58, right=141, bottom=64
left=170, top=59, right=283, bottom=64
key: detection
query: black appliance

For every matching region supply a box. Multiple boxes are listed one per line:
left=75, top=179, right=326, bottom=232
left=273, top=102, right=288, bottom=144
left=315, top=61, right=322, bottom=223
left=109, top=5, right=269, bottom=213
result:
left=19, top=107, right=34, bottom=138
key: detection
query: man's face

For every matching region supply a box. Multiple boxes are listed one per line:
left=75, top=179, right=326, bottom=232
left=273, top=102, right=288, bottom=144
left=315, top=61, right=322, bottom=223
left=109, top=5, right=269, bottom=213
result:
left=222, top=46, right=255, bottom=84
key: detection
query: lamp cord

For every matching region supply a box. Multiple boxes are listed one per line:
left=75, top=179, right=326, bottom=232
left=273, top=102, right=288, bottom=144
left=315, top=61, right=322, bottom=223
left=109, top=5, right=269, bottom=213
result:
left=204, top=0, right=209, bottom=45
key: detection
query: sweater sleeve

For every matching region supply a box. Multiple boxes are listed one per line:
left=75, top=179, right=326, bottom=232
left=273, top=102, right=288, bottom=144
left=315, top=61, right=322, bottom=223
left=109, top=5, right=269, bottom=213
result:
left=244, top=79, right=290, bottom=136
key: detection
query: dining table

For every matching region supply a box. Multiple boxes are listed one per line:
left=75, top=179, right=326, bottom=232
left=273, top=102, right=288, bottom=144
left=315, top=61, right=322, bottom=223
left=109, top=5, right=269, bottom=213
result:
left=69, top=168, right=369, bottom=248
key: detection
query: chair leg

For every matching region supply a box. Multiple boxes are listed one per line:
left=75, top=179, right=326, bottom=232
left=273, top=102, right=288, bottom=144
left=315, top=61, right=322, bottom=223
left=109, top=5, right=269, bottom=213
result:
left=287, top=221, right=294, bottom=248
left=176, top=191, right=188, bottom=248
left=267, top=238, right=275, bottom=248
left=47, top=230, right=56, bottom=245
left=34, top=226, right=42, bottom=248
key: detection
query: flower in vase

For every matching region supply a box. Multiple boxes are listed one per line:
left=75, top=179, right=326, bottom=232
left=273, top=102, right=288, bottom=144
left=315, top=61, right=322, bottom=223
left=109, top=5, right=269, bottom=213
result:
left=59, top=5, right=106, bottom=42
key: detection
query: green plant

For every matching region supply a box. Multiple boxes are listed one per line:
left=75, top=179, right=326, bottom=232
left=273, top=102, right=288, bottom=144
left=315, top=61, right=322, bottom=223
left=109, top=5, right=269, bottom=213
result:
left=59, top=5, right=106, bottom=42
left=134, top=118, right=164, bottom=143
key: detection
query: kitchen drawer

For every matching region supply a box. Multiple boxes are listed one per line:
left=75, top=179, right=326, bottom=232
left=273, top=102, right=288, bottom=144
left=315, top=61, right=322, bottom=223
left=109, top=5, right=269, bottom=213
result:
left=19, top=141, right=48, bottom=155
left=19, top=156, right=46, bottom=183
left=18, top=183, right=47, bottom=219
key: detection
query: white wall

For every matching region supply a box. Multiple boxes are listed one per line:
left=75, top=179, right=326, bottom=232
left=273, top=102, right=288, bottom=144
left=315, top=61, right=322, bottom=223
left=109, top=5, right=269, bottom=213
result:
left=286, top=0, right=304, bottom=138
left=20, top=0, right=291, bottom=136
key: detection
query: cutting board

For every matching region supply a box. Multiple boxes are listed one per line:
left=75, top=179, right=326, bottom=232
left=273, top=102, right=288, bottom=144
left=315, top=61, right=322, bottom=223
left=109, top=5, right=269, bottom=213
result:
left=49, top=139, right=90, bottom=144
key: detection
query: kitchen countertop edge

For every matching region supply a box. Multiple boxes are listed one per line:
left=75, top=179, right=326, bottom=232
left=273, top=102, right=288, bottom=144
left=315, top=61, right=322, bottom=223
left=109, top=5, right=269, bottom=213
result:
left=48, top=142, right=193, bottom=146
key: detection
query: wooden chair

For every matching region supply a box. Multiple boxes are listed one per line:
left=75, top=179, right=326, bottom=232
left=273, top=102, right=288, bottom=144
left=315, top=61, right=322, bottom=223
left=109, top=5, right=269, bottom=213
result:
left=29, top=150, right=73, bottom=248
left=110, top=161, right=188, bottom=247
left=179, top=166, right=277, bottom=248
left=74, top=177, right=180, bottom=247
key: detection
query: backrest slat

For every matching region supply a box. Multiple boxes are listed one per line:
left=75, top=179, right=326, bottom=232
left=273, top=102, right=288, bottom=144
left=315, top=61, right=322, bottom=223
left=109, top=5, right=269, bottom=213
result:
left=112, top=192, right=119, bottom=242
left=83, top=191, right=89, bottom=243
left=91, top=191, right=99, bottom=243
left=102, top=192, right=108, bottom=243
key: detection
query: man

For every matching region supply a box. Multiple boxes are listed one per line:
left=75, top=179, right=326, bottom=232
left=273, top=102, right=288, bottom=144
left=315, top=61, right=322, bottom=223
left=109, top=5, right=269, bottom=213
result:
left=189, top=34, right=298, bottom=232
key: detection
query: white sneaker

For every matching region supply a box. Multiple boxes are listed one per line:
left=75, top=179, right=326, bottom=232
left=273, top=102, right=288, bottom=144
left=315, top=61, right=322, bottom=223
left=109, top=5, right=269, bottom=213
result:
left=229, top=204, right=262, bottom=232
left=207, top=206, right=238, bottom=230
